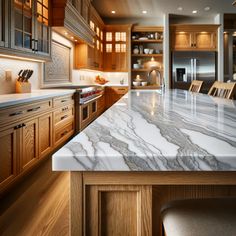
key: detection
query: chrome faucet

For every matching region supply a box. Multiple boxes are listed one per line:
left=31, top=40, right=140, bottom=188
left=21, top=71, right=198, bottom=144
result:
left=147, top=69, right=164, bottom=89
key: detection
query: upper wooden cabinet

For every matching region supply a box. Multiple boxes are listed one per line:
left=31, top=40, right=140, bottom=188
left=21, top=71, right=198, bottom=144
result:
left=0, top=0, right=51, bottom=59
left=104, top=25, right=131, bottom=72
left=171, top=25, right=219, bottom=51
left=75, top=5, right=104, bottom=70
left=0, top=0, right=9, bottom=47
left=12, top=0, right=51, bottom=57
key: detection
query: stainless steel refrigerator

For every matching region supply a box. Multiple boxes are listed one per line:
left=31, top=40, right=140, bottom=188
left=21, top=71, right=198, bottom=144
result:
left=172, top=51, right=217, bottom=93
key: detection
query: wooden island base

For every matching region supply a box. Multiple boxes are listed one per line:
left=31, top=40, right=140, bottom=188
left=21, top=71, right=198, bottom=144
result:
left=70, top=172, right=236, bottom=236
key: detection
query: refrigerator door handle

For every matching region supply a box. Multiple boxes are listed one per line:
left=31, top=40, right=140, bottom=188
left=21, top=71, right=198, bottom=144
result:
left=190, top=59, right=194, bottom=82
left=194, top=58, right=197, bottom=80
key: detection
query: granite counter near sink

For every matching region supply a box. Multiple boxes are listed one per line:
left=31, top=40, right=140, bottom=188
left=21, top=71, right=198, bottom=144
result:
left=53, top=89, right=236, bottom=171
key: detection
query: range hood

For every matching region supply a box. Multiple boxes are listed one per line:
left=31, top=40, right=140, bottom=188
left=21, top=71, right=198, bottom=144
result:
left=52, top=0, right=95, bottom=46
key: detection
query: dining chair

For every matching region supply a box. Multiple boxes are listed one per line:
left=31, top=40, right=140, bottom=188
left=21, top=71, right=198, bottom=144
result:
left=189, top=80, right=203, bottom=93
left=208, top=81, right=236, bottom=99
left=162, top=198, right=236, bottom=236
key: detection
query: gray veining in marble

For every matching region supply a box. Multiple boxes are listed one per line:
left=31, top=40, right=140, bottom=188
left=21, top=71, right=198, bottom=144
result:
left=52, top=89, right=236, bottom=171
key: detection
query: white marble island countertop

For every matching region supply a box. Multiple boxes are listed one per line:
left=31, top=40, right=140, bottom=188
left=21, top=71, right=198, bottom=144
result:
left=53, top=89, right=236, bottom=171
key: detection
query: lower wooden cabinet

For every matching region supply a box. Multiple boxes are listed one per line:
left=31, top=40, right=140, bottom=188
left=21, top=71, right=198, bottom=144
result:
left=20, top=119, right=39, bottom=172
left=105, top=86, right=128, bottom=109
left=39, top=113, right=53, bottom=158
left=0, top=127, right=17, bottom=190
left=0, top=94, right=75, bottom=193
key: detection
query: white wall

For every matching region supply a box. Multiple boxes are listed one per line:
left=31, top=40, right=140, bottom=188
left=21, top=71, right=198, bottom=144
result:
left=0, top=56, right=43, bottom=95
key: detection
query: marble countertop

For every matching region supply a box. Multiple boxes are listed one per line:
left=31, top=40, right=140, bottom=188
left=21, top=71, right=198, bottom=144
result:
left=52, top=89, right=236, bottom=171
left=0, top=89, right=76, bottom=108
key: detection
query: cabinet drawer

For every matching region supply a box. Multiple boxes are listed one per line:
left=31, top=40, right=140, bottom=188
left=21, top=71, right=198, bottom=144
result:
left=111, top=87, right=128, bottom=95
left=54, top=105, right=74, bottom=126
left=53, top=95, right=74, bottom=108
left=54, top=120, right=74, bottom=146
left=0, top=99, right=52, bottom=126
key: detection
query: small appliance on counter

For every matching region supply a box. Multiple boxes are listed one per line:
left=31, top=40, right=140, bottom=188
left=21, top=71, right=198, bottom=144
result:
left=15, top=69, right=34, bottom=93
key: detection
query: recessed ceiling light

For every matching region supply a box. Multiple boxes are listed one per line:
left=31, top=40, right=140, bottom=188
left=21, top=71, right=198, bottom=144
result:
left=177, top=7, right=183, bottom=11
left=111, top=10, right=116, bottom=14
left=64, top=32, right=68, bottom=35
left=204, top=6, right=211, bottom=11
left=71, top=36, right=74, bottom=39
left=142, top=10, right=147, bottom=14
left=75, top=39, right=78, bottom=42
left=192, top=10, right=198, bottom=14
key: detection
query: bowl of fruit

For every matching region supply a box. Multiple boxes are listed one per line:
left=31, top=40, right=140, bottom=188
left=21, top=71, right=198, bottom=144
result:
left=95, top=75, right=109, bottom=85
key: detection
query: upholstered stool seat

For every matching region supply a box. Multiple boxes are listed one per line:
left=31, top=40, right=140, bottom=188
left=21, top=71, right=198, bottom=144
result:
left=161, top=198, right=236, bottom=236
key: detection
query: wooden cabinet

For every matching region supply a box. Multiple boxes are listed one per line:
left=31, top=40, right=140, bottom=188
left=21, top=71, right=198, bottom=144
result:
left=0, top=94, right=75, bottom=193
left=39, top=113, right=53, bottom=158
left=104, top=25, right=131, bottom=72
left=105, top=86, right=128, bottom=109
left=20, top=118, right=39, bottom=172
left=0, top=126, right=17, bottom=190
left=171, top=25, right=219, bottom=51
left=12, top=0, right=51, bottom=56
left=75, top=5, right=104, bottom=70
left=0, top=0, right=9, bottom=47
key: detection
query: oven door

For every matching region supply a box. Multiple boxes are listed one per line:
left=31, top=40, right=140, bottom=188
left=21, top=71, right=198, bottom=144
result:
left=79, top=103, right=91, bottom=131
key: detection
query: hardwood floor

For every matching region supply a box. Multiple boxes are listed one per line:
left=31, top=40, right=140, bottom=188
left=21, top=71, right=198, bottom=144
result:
left=0, top=158, right=69, bottom=236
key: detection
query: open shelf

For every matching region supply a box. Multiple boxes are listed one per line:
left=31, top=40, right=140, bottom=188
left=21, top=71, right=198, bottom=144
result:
left=132, top=39, right=163, bottom=43
left=132, top=69, right=163, bottom=72
left=132, top=54, right=163, bottom=57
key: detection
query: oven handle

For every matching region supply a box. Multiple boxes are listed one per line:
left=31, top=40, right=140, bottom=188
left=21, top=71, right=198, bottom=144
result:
left=80, top=94, right=103, bottom=105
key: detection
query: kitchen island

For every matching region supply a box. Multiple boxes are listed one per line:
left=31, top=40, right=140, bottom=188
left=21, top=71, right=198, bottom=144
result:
left=53, top=89, right=236, bottom=236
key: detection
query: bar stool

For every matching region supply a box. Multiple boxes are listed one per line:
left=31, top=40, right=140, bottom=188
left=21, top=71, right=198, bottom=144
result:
left=189, top=80, right=203, bottom=93
left=161, top=198, right=236, bottom=236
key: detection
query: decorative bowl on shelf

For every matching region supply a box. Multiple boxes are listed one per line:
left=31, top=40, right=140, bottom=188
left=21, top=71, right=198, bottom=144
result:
left=138, top=37, right=149, bottom=40
left=133, top=63, right=140, bottom=69
left=133, top=81, right=141, bottom=86
left=144, top=48, right=149, bottom=54
left=141, top=81, right=148, bottom=86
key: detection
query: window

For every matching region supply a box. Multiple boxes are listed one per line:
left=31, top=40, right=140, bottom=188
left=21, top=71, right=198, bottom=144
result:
left=106, top=44, right=112, bottom=53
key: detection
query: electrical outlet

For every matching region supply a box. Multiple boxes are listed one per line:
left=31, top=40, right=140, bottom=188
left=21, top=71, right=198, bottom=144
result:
left=5, top=70, right=12, bottom=81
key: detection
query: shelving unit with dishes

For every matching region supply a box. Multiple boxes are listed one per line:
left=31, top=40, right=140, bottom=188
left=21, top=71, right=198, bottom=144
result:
left=131, top=26, right=163, bottom=89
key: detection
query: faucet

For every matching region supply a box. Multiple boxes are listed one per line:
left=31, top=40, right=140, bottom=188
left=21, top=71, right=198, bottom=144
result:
left=147, top=69, right=164, bottom=89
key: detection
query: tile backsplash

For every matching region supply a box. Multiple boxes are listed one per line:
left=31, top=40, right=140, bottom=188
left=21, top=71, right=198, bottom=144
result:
left=0, top=57, right=42, bottom=95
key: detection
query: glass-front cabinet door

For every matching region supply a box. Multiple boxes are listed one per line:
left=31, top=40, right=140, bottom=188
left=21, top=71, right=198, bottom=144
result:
left=11, top=0, right=50, bottom=57
left=35, top=0, right=50, bottom=56
left=0, top=0, right=9, bottom=47
left=12, top=0, right=34, bottom=52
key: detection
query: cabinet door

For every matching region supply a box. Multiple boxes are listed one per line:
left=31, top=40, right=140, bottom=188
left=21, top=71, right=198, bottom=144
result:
left=172, top=32, right=193, bottom=50
left=11, top=0, right=35, bottom=53
left=0, top=0, right=9, bottom=47
left=0, top=127, right=18, bottom=189
left=39, top=113, right=52, bottom=158
left=194, top=32, right=216, bottom=50
left=20, top=119, right=39, bottom=172
left=35, top=0, right=51, bottom=56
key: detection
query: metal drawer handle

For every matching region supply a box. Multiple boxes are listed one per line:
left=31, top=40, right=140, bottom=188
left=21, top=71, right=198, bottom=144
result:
left=27, top=106, right=41, bottom=112
left=62, top=107, right=69, bottom=112
left=61, top=130, right=69, bottom=137
left=9, top=111, right=23, bottom=117
left=14, top=123, right=26, bottom=130
left=61, top=115, right=68, bottom=120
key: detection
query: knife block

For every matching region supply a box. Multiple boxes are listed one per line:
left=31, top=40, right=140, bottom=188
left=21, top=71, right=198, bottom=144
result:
left=16, top=81, right=31, bottom=93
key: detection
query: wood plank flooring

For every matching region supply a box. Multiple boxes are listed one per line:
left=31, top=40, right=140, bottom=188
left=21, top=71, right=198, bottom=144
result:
left=0, top=158, right=69, bottom=236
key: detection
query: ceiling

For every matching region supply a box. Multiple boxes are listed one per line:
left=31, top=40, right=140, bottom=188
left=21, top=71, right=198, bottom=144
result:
left=92, top=0, right=236, bottom=18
